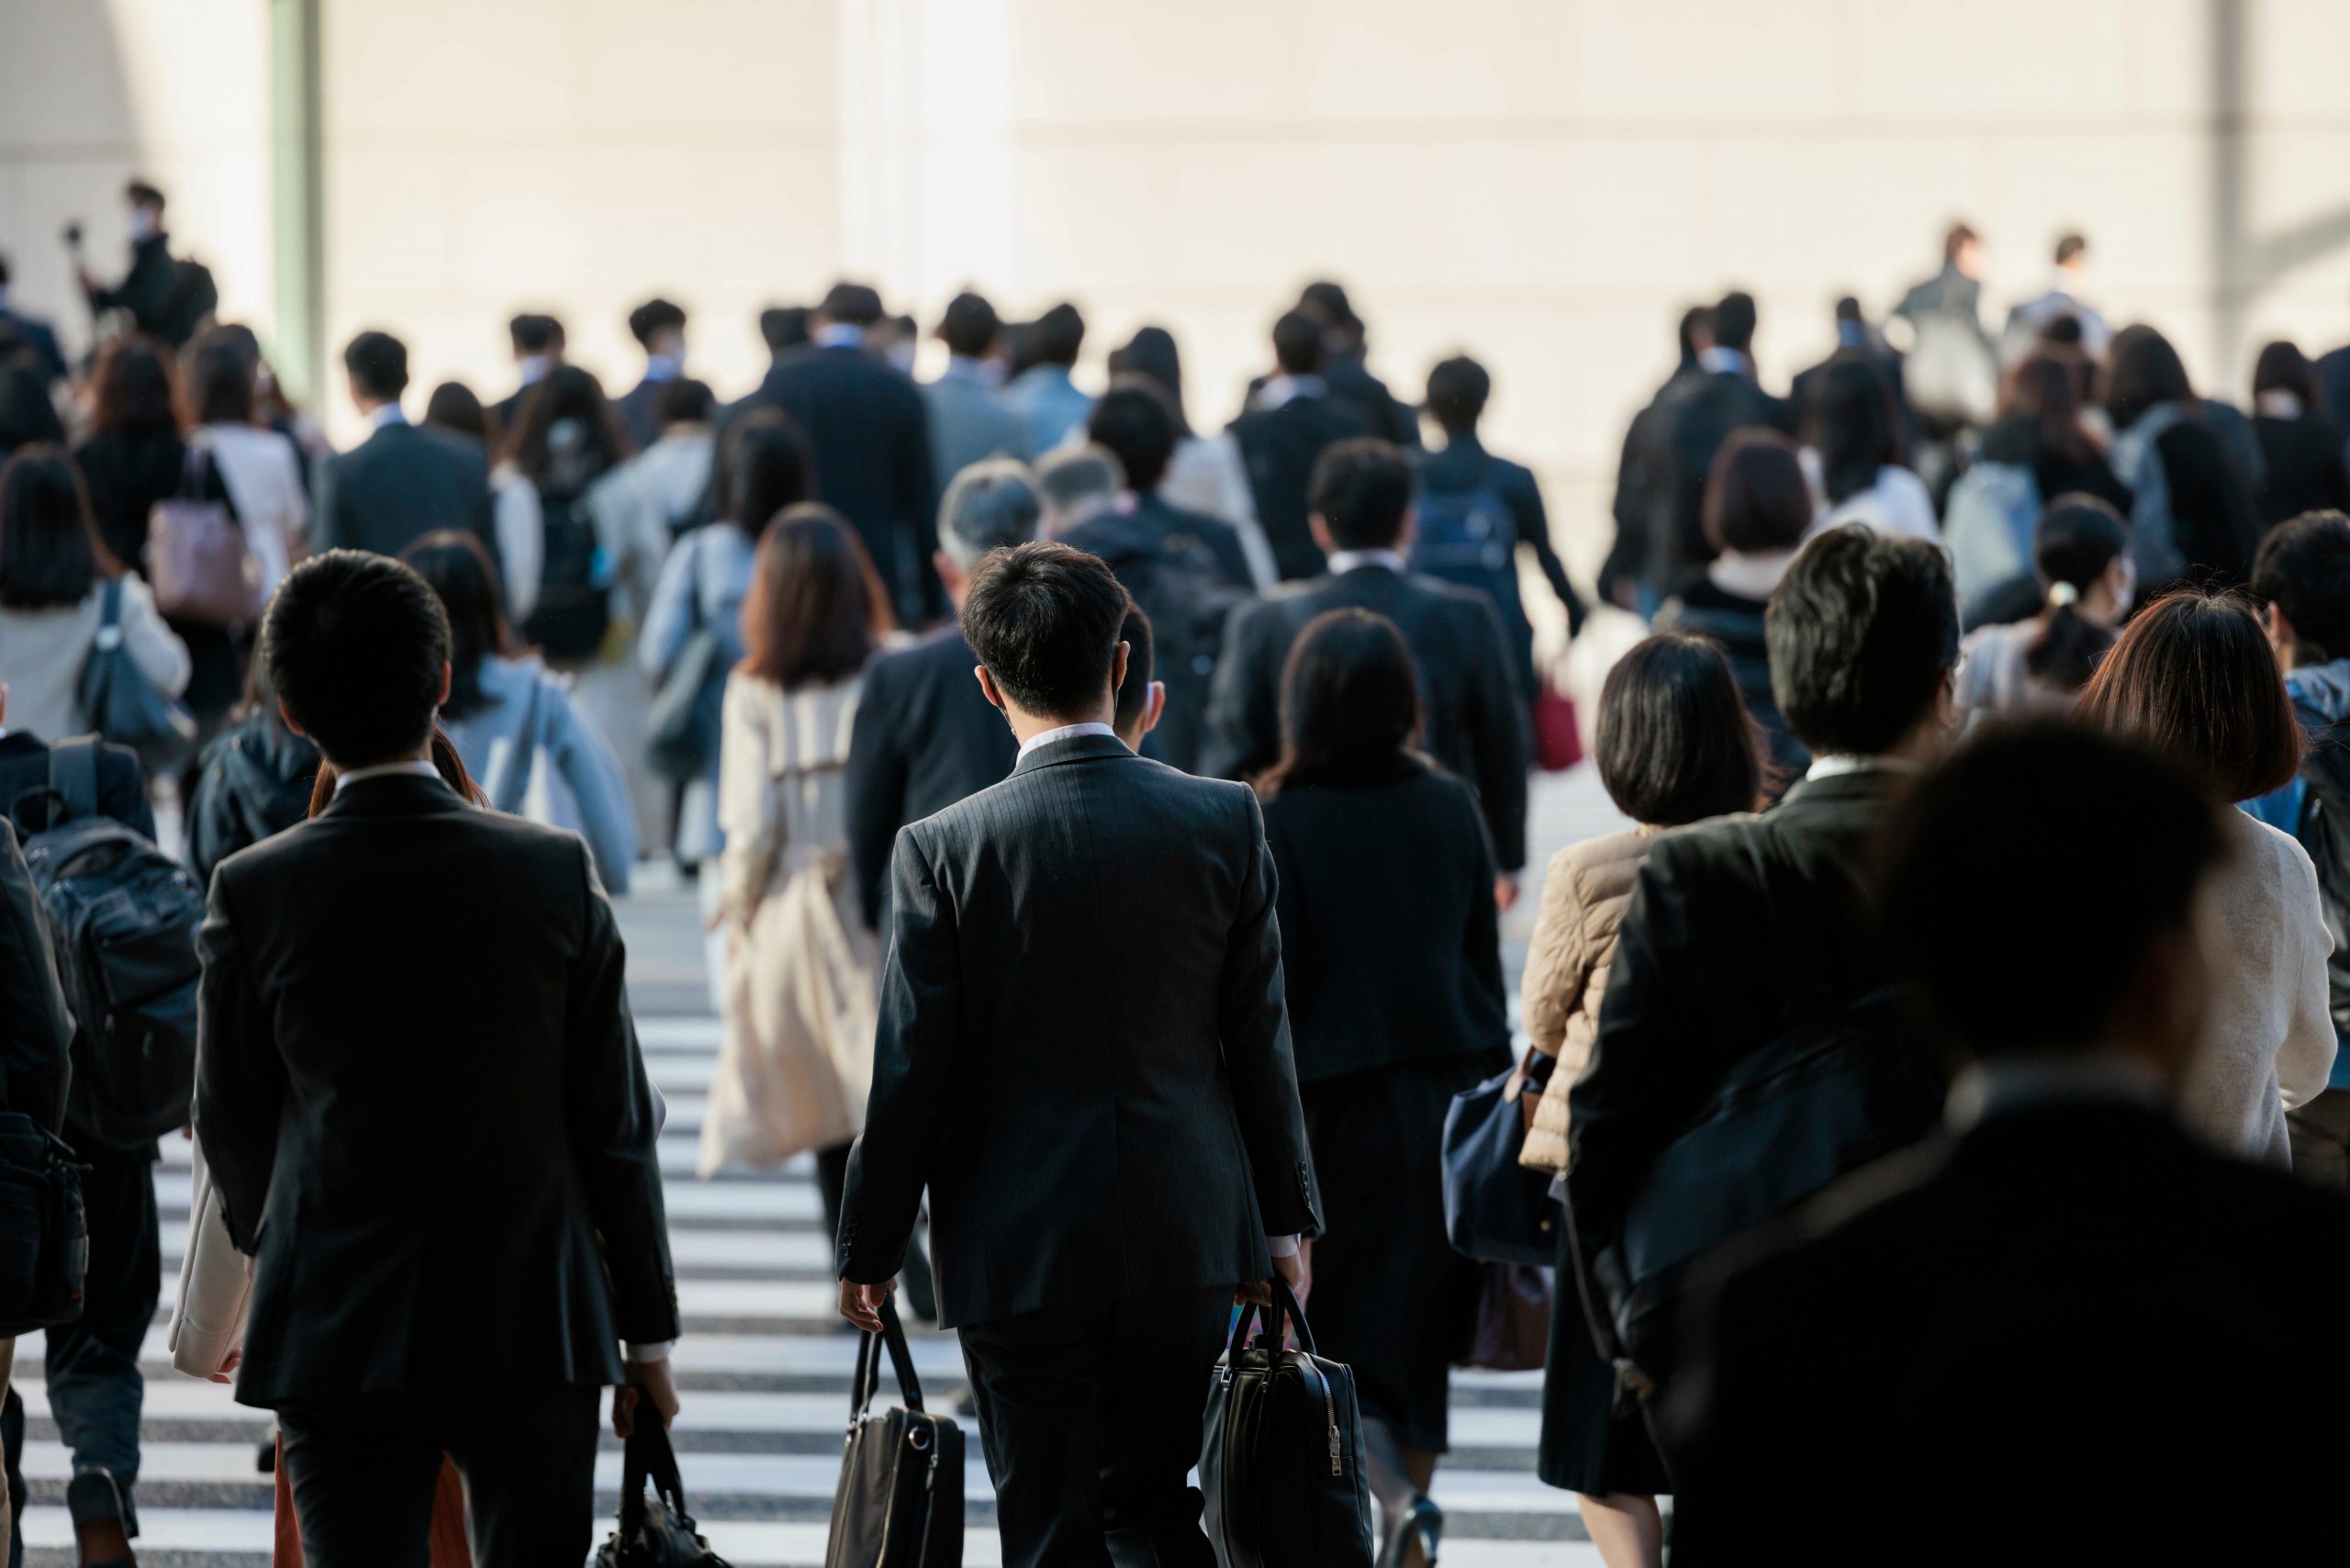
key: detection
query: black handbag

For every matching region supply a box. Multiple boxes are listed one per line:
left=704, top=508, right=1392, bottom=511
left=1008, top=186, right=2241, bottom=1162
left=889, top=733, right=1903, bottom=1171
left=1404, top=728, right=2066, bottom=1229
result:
left=825, top=1294, right=963, bottom=1568
left=1440, top=1060, right=1561, bottom=1265
left=1200, top=1277, right=1374, bottom=1568
left=0, top=1110, right=87, bottom=1338
left=593, top=1417, right=730, bottom=1567
left=77, top=577, right=196, bottom=771
left=645, top=535, right=732, bottom=783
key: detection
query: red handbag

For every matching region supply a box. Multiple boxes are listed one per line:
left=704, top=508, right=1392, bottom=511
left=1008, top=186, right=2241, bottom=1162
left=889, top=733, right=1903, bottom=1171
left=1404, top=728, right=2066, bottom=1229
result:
left=1534, top=681, right=1583, bottom=772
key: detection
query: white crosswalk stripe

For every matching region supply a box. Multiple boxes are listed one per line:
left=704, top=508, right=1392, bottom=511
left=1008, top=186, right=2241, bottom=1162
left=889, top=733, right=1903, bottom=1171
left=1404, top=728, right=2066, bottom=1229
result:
left=21, top=764, right=1636, bottom=1563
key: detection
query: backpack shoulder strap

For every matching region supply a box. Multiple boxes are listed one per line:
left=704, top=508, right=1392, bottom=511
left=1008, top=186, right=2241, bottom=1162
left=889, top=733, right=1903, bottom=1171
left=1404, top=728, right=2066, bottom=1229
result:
left=48, top=736, right=102, bottom=824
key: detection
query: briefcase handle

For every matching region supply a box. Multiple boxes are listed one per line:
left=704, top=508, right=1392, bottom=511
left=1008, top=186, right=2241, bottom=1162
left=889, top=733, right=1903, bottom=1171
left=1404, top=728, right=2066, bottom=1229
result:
left=847, top=1292, right=925, bottom=1419
left=1227, top=1272, right=1320, bottom=1361
left=616, top=1413, right=693, bottom=1540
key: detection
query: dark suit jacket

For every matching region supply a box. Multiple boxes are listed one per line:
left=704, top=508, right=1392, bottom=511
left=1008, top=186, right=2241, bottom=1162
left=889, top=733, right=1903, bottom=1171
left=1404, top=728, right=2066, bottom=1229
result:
left=1247, top=354, right=1418, bottom=449
left=1603, top=364, right=1705, bottom=604
left=843, top=625, right=1016, bottom=931
left=2253, top=413, right=2350, bottom=527
left=194, top=773, right=677, bottom=1404
left=1227, top=394, right=1373, bottom=581
left=83, top=234, right=184, bottom=344
left=0, top=308, right=67, bottom=386
left=1261, top=757, right=1509, bottom=1084
left=1662, top=371, right=1796, bottom=580
left=0, top=731, right=157, bottom=842
left=0, top=816, right=73, bottom=1133
left=838, top=733, right=1320, bottom=1327
left=1202, top=566, right=1529, bottom=869
left=1669, top=1099, right=2350, bottom=1562
left=313, top=420, right=495, bottom=563
left=1569, top=769, right=1896, bottom=1239
left=732, top=345, right=940, bottom=622
left=610, top=373, right=670, bottom=454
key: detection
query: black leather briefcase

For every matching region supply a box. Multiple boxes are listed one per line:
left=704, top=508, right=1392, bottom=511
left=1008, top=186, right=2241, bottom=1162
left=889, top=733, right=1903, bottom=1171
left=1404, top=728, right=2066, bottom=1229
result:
left=825, top=1295, right=964, bottom=1567
left=1200, top=1277, right=1375, bottom=1568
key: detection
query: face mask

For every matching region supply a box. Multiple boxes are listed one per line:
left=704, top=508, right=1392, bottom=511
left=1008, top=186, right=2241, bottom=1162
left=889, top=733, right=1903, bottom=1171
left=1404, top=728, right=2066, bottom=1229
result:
left=128, top=207, right=159, bottom=241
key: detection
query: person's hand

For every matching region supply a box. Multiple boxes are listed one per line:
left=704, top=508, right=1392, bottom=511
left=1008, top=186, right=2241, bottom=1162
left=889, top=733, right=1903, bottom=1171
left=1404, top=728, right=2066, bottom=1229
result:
left=1494, top=875, right=1520, bottom=913
left=1276, top=1241, right=1312, bottom=1312
left=840, top=1277, right=894, bottom=1335
left=613, top=1358, right=679, bottom=1438
left=207, top=1348, right=241, bottom=1385
left=1506, top=1058, right=1541, bottom=1135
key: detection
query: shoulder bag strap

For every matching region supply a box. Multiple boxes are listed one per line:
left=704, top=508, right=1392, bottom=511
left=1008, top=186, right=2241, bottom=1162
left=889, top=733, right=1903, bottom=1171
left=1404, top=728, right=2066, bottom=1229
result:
left=878, top=1292, right=924, bottom=1410
left=48, top=736, right=102, bottom=825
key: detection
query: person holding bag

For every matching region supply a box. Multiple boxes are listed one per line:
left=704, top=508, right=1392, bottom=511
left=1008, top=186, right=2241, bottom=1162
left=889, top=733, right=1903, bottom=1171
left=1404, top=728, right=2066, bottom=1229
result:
left=1515, top=633, right=1764, bottom=1568
left=1256, top=607, right=1510, bottom=1568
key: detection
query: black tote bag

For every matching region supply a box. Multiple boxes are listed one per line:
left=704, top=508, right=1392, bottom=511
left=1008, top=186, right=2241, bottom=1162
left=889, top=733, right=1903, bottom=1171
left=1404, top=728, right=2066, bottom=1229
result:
left=1200, top=1276, right=1374, bottom=1568
left=593, top=1417, right=730, bottom=1567
left=825, top=1294, right=964, bottom=1568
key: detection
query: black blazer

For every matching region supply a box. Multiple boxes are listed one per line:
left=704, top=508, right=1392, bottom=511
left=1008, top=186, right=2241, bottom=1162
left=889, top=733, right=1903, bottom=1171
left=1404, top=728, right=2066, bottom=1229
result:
left=0, top=308, right=67, bottom=386
left=1203, top=566, right=1530, bottom=869
left=2147, top=417, right=2262, bottom=587
left=71, top=430, right=234, bottom=574
left=1227, top=394, right=1373, bottom=581
left=1568, top=768, right=1897, bottom=1239
left=838, top=733, right=1320, bottom=1328
left=194, top=773, right=677, bottom=1404
left=312, top=420, right=495, bottom=563
left=610, top=374, right=667, bottom=454
left=1669, top=1099, right=2350, bottom=1562
left=1261, top=758, right=1509, bottom=1084
left=1662, top=374, right=1796, bottom=578
left=843, top=625, right=1017, bottom=931
left=0, top=817, right=73, bottom=1132
left=0, top=731, right=156, bottom=842
left=731, top=346, right=940, bottom=622
left=2253, top=413, right=2350, bottom=527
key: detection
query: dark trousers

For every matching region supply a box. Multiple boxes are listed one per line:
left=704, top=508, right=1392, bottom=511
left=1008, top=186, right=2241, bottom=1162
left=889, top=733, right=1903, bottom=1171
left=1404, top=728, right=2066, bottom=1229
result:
left=2289, top=1087, right=2350, bottom=1190
left=277, top=1384, right=601, bottom=1568
left=958, top=1286, right=1232, bottom=1568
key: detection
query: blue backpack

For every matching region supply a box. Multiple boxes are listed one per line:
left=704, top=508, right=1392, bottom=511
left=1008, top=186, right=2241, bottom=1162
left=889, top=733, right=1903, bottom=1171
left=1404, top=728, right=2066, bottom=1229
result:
left=1411, top=468, right=1527, bottom=639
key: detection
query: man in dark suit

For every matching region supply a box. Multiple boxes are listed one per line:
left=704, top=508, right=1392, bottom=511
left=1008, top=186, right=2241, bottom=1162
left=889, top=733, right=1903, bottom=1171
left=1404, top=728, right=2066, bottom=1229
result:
left=73, top=179, right=207, bottom=350
left=1067, top=384, right=1254, bottom=772
left=1602, top=304, right=1712, bottom=613
left=1789, top=297, right=1909, bottom=441
left=1228, top=309, right=1373, bottom=580
left=1248, top=281, right=1420, bottom=448
left=313, top=331, right=496, bottom=562
left=0, top=713, right=157, bottom=1566
left=1670, top=722, right=2350, bottom=1563
left=845, top=458, right=1037, bottom=932
left=1568, top=527, right=1958, bottom=1403
left=837, top=542, right=1317, bottom=1568
left=1203, top=438, right=1529, bottom=883
left=731, top=281, right=940, bottom=623
left=1657, top=290, right=1796, bottom=588
left=920, top=291, right=1032, bottom=487
left=0, top=252, right=67, bottom=386
left=195, top=551, right=678, bottom=1565
left=611, top=297, right=687, bottom=453
left=489, top=311, right=565, bottom=431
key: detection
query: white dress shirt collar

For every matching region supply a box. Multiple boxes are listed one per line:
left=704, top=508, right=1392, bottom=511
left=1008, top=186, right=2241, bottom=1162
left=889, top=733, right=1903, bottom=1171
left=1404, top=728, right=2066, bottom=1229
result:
left=1016, top=721, right=1118, bottom=762
left=366, top=402, right=408, bottom=431
left=1699, top=346, right=1751, bottom=377
left=332, top=759, right=442, bottom=790
left=643, top=353, right=682, bottom=383
left=1326, top=548, right=1408, bottom=577
left=515, top=353, right=551, bottom=387
left=1803, top=754, right=1922, bottom=782
left=1256, top=374, right=1326, bottom=411
left=813, top=323, right=867, bottom=351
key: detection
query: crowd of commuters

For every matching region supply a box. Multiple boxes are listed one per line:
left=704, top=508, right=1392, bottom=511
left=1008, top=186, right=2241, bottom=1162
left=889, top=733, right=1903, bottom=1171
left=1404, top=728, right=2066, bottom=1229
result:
left=6, top=176, right=2350, bottom=1567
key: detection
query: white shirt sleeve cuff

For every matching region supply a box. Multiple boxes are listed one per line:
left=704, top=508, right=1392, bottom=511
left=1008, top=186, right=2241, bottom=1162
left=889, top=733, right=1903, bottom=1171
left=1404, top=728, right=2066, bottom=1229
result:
left=624, top=1340, right=673, bottom=1363
left=1267, top=1234, right=1301, bottom=1259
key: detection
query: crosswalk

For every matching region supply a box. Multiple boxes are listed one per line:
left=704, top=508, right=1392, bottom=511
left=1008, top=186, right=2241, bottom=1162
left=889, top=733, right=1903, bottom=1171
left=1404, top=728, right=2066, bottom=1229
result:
left=14, top=769, right=1631, bottom=1566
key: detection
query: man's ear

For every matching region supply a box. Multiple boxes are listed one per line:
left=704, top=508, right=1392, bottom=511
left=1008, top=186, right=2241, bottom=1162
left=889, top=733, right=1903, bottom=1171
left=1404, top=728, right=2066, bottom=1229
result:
left=1395, top=504, right=1417, bottom=552
left=1142, top=679, right=1167, bottom=737
left=1111, top=641, right=1130, bottom=700
left=974, top=665, right=1007, bottom=712
left=2266, top=600, right=2295, bottom=653
left=436, top=660, right=453, bottom=709
left=1308, top=513, right=1335, bottom=555
left=277, top=700, right=308, bottom=739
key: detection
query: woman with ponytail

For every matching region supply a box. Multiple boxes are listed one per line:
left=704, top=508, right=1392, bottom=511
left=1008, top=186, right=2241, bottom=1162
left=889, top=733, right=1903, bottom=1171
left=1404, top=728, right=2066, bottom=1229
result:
left=1956, top=493, right=2133, bottom=720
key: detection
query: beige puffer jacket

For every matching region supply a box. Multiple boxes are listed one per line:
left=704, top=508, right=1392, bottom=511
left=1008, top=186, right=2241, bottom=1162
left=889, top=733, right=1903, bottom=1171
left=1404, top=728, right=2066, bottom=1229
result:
left=1517, top=826, right=1655, bottom=1173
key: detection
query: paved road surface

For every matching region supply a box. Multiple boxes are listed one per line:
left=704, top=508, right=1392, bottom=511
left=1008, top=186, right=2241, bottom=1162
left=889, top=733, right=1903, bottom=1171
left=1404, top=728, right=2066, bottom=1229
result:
left=14, top=768, right=1630, bottom=1565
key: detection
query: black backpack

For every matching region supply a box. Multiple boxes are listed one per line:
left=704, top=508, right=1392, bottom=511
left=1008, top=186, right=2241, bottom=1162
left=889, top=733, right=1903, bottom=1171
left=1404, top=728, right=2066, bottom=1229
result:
left=2295, top=717, right=2350, bottom=1046
left=1115, top=533, right=1248, bottom=772
left=13, top=739, right=205, bottom=1150
left=1410, top=466, right=1528, bottom=645
left=523, top=481, right=612, bottom=664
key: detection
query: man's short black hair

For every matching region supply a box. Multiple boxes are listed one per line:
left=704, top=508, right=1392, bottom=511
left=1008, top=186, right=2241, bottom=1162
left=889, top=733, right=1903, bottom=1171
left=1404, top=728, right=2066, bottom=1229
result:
left=509, top=313, right=564, bottom=354
left=2054, top=232, right=2088, bottom=267
left=1879, top=719, right=2221, bottom=1059
left=125, top=179, right=164, bottom=211
left=2253, top=510, right=2350, bottom=664
left=819, top=282, right=886, bottom=328
left=1086, top=382, right=1179, bottom=494
left=343, top=330, right=408, bottom=401
left=1767, top=526, right=1959, bottom=756
left=628, top=297, right=686, bottom=347
left=1298, top=280, right=1359, bottom=334
left=1310, top=438, right=1414, bottom=551
left=939, top=291, right=1002, bottom=358
left=1712, top=291, right=1759, bottom=353
left=1272, top=310, right=1326, bottom=377
left=960, top=542, right=1132, bottom=720
left=759, top=305, right=810, bottom=353
left=1114, top=607, right=1155, bottom=734
left=655, top=377, right=715, bottom=428
left=263, top=550, right=452, bottom=767
left=1029, top=303, right=1085, bottom=367
left=1425, top=355, right=1491, bottom=434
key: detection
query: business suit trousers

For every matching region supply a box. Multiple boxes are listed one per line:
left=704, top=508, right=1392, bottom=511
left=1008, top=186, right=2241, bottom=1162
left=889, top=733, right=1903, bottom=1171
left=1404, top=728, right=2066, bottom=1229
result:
left=958, top=1286, right=1232, bottom=1568
left=276, top=1384, right=601, bottom=1568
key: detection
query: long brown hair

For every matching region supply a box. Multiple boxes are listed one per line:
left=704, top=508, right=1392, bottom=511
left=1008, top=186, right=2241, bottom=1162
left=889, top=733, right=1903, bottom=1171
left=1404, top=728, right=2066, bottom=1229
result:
left=2002, top=354, right=2097, bottom=465
left=500, top=364, right=628, bottom=480
left=88, top=335, right=183, bottom=437
left=308, top=726, right=486, bottom=817
left=2076, top=588, right=2302, bottom=804
left=737, top=504, right=891, bottom=689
